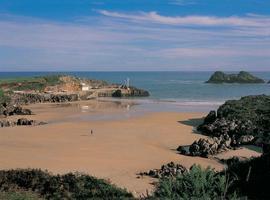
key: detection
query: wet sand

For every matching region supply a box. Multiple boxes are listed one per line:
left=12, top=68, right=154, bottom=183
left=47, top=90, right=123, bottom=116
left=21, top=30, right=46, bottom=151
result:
left=0, top=100, right=261, bottom=196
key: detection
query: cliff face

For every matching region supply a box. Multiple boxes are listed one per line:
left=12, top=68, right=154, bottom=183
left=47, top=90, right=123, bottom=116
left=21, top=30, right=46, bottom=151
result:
left=206, top=71, right=265, bottom=84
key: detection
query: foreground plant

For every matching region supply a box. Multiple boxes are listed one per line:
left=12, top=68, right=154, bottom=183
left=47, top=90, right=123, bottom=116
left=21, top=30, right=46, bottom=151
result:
left=0, top=169, right=133, bottom=200
left=151, top=165, right=238, bottom=200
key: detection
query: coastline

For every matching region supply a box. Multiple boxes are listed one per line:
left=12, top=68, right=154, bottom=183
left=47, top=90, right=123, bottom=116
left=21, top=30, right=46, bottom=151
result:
left=0, top=99, right=261, bottom=196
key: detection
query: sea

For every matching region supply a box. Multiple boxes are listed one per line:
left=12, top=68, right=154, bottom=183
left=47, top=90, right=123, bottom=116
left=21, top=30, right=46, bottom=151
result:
left=1, top=71, right=270, bottom=113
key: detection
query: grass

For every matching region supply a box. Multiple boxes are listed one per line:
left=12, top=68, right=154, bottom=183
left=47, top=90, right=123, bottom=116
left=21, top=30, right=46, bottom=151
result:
left=0, top=88, right=4, bottom=98
left=0, top=75, right=62, bottom=92
left=0, top=88, right=10, bottom=104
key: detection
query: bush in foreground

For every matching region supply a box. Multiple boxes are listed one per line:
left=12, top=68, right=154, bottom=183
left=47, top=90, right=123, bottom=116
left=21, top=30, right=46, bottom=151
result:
left=227, top=153, right=270, bottom=200
left=150, top=165, right=238, bottom=200
left=0, top=169, right=133, bottom=200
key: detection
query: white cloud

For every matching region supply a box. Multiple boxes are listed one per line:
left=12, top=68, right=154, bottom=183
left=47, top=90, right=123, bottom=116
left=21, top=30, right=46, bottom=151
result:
left=98, top=10, right=270, bottom=27
left=0, top=13, right=269, bottom=71
left=169, top=0, right=196, bottom=6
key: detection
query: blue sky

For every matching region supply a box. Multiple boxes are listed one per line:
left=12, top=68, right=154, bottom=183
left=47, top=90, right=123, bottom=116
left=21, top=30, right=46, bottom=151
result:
left=0, top=0, right=270, bottom=71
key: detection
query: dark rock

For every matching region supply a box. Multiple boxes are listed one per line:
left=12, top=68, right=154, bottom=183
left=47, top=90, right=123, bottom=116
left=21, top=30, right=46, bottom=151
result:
left=13, top=106, right=32, bottom=115
left=203, top=110, right=216, bottom=124
left=0, top=119, right=16, bottom=127
left=186, top=134, right=232, bottom=158
left=141, top=162, right=187, bottom=178
left=128, top=87, right=150, bottom=97
left=206, top=71, right=265, bottom=84
left=1, top=105, right=32, bottom=116
left=177, top=146, right=187, bottom=155
left=112, top=90, right=122, bottom=97
left=11, top=93, right=80, bottom=105
left=0, top=118, right=46, bottom=127
left=17, top=118, right=35, bottom=126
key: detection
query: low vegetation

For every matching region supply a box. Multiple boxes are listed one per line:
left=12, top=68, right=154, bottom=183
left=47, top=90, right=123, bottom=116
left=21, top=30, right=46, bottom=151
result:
left=0, top=190, right=42, bottom=200
left=0, top=75, right=62, bottom=92
left=0, top=169, right=133, bottom=200
left=1, top=156, right=269, bottom=199
left=150, top=165, right=238, bottom=200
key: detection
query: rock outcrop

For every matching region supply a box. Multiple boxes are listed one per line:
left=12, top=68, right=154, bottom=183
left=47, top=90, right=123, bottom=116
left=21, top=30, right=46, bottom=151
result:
left=139, top=162, right=187, bottom=178
left=0, top=118, right=46, bottom=127
left=0, top=103, right=32, bottom=117
left=11, top=93, right=79, bottom=105
left=198, top=95, right=270, bottom=140
left=177, top=134, right=234, bottom=158
left=206, top=71, right=265, bottom=84
left=178, top=95, right=270, bottom=158
left=111, top=87, right=150, bottom=98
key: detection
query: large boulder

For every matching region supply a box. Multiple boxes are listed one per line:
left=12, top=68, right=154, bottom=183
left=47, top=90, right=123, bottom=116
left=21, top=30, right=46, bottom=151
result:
left=178, top=134, right=233, bottom=158
left=140, top=162, right=187, bottom=178
left=206, top=71, right=265, bottom=84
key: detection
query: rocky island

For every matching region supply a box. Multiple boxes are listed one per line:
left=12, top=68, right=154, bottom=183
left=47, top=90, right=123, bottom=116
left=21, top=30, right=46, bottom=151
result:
left=206, top=71, right=265, bottom=84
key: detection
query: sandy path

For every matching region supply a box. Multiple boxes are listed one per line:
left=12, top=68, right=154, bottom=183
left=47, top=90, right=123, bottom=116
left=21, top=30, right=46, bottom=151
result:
left=0, top=101, right=260, bottom=196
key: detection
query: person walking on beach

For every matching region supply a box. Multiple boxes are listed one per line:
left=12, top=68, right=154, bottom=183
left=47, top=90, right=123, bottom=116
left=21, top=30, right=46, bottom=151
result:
left=91, top=129, right=93, bottom=135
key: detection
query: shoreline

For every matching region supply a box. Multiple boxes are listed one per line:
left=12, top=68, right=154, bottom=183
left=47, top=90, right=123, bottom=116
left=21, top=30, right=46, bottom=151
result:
left=0, top=100, right=261, bottom=196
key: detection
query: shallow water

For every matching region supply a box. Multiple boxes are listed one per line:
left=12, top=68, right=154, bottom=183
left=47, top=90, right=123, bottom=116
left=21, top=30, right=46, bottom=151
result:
left=1, top=71, right=270, bottom=112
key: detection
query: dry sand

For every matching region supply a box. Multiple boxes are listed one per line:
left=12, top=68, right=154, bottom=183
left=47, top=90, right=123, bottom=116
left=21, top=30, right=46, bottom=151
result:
left=0, top=100, right=261, bottom=196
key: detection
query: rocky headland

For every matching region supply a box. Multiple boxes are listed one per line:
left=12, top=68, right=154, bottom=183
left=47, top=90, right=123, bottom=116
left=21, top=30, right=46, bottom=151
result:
left=0, top=75, right=150, bottom=127
left=206, top=71, right=265, bottom=84
left=178, top=95, right=270, bottom=158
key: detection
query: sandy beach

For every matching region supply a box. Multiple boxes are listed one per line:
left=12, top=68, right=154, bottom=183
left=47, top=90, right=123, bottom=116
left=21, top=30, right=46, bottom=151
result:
left=0, top=100, right=261, bottom=196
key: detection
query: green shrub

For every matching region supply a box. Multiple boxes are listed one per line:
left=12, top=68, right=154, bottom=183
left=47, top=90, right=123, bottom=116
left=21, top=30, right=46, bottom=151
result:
left=0, top=88, right=10, bottom=104
left=0, top=169, right=133, bottom=200
left=0, top=191, right=42, bottom=200
left=0, top=75, right=62, bottom=92
left=151, top=165, right=238, bottom=200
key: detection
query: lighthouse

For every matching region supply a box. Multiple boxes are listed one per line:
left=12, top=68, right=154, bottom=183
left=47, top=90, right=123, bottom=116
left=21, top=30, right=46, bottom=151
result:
left=126, top=77, right=130, bottom=88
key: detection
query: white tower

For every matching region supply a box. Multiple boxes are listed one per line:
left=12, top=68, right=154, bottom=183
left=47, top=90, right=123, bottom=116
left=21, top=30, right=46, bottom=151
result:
left=126, top=77, right=130, bottom=88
